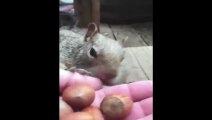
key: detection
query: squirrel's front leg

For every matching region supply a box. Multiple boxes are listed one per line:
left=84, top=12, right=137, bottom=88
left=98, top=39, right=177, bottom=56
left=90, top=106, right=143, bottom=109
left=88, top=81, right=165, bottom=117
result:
left=60, top=63, right=68, bottom=70
left=68, top=67, right=94, bottom=76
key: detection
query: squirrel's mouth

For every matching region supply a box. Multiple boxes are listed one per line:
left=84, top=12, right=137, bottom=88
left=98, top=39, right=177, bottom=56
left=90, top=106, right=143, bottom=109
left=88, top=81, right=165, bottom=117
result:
left=100, top=78, right=114, bottom=85
left=97, top=75, right=117, bottom=85
left=88, top=68, right=117, bottom=85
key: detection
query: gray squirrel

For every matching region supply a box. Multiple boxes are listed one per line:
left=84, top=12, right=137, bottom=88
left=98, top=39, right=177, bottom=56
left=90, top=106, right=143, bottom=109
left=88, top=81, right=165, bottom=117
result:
left=60, top=23, right=128, bottom=85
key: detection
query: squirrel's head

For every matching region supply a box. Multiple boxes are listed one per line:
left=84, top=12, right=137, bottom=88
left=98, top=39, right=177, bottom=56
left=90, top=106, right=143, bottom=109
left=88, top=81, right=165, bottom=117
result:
left=83, top=23, right=126, bottom=84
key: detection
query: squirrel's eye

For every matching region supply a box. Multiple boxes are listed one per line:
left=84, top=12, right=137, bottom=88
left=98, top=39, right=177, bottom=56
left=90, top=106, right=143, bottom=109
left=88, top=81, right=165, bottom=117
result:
left=89, top=48, right=97, bottom=58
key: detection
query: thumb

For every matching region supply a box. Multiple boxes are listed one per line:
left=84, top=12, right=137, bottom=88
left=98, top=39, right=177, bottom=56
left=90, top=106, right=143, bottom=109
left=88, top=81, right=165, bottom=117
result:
left=60, top=69, right=102, bottom=93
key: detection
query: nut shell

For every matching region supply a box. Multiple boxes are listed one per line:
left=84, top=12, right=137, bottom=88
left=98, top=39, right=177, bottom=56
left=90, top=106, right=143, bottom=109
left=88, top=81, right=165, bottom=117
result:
left=62, top=84, right=95, bottom=110
left=100, top=94, right=133, bottom=120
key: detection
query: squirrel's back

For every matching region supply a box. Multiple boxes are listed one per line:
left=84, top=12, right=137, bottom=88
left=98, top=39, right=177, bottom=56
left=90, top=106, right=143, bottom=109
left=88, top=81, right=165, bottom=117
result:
left=59, top=29, right=84, bottom=68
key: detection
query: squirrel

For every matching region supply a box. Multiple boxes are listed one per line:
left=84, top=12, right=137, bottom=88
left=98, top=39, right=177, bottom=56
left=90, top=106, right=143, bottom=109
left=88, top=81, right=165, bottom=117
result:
left=60, top=23, right=128, bottom=85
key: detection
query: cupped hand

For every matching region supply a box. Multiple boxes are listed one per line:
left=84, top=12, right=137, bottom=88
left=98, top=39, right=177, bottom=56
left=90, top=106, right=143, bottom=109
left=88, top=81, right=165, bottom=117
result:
left=60, top=69, right=153, bottom=120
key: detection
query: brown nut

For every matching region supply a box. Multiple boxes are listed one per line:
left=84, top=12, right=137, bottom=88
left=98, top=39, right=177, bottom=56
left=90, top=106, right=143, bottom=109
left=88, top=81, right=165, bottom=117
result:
left=62, top=84, right=95, bottom=110
left=100, top=94, right=133, bottom=120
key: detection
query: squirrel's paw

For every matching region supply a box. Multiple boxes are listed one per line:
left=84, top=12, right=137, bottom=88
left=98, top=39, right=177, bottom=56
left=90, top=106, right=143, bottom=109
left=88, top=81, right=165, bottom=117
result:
left=69, top=67, right=94, bottom=76
left=60, top=63, right=68, bottom=70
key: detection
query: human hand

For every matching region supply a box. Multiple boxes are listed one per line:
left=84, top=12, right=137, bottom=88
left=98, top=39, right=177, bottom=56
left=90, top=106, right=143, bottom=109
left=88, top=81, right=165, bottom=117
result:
left=60, top=69, right=153, bottom=120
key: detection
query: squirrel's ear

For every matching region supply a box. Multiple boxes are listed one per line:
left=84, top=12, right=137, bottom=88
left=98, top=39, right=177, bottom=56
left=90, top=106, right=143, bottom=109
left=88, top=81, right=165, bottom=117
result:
left=84, top=23, right=98, bottom=41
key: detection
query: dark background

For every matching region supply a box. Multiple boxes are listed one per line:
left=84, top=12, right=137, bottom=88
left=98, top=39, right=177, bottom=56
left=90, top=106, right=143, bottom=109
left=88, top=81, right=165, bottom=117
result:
left=100, top=0, right=153, bottom=24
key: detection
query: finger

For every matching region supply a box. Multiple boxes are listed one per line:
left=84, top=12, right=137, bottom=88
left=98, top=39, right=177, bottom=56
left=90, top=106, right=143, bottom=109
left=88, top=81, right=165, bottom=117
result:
left=59, top=98, right=74, bottom=119
left=128, top=81, right=152, bottom=101
left=91, top=96, right=152, bottom=120
left=136, top=114, right=153, bottom=120
left=66, top=72, right=102, bottom=90
left=60, top=69, right=102, bottom=93
left=139, top=97, right=153, bottom=116
left=123, top=97, right=153, bottom=120
left=91, top=81, right=152, bottom=108
left=92, top=81, right=152, bottom=107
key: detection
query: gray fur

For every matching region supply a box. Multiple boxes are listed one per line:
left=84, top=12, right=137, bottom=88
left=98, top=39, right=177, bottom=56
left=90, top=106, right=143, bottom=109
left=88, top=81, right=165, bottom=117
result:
left=60, top=28, right=126, bottom=85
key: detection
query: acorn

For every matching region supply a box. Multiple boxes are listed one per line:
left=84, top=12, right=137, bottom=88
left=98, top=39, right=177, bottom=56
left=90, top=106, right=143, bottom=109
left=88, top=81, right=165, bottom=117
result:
left=62, top=83, right=95, bottom=110
left=100, top=94, right=133, bottom=120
